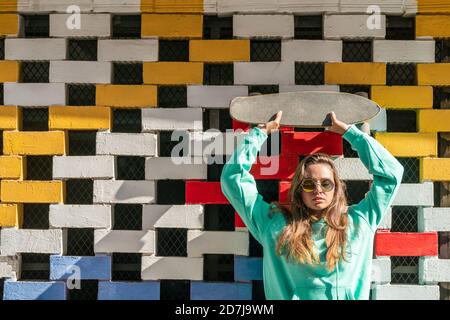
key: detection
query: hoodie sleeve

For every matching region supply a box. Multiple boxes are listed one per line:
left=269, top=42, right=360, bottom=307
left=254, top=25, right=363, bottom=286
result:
left=220, top=127, right=272, bottom=245
left=343, top=125, right=404, bottom=232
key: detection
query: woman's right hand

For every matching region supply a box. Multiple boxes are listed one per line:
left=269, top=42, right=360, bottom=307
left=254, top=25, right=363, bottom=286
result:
left=257, top=111, right=283, bottom=135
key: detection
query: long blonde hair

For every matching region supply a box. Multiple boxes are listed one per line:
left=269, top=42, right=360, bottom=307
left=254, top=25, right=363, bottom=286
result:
left=271, top=153, right=349, bottom=271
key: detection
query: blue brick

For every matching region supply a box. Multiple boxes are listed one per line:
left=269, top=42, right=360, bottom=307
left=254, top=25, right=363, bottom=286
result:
left=234, top=256, right=263, bottom=281
left=3, top=280, right=66, bottom=300
left=191, top=282, right=252, bottom=300
left=98, top=281, right=160, bottom=300
left=50, top=255, right=112, bottom=280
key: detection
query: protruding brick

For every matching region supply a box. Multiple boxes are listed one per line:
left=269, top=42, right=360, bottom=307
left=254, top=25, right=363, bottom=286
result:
left=98, top=39, right=158, bottom=61
left=50, top=255, right=111, bottom=281
left=53, top=156, right=114, bottom=179
left=141, top=14, right=203, bottom=38
left=5, top=39, right=66, bottom=61
left=187, top=230, right=249, bottom=257
left=393, top=182, right=434, bottom=206
left=325, top=63, right=386, bottom=85
left=142, top=108, right=202, bottom=131
left=50, top=61, right=112, bottom=84
left=49, top=106, right=111, bottom=130
left=190, top=40, right=250, bottom=62
left=3, top=131, right=66, bottom=155
left=416, top=15, right=450, bottom=38
left=250, top=156, right=298, bottom=180
left=0, top=204, right=23, bottom=228
left=0, top=106, right=20, bottom=130
left=94, top=0, right=141, bottom=13
left=234, top=256, right=263, bottom=281
left=93, top=180, right=156, bottom=204
left=372, top=284, right=440, bottom=300
left=333, top=158, right=371, bottom=180
left=49, top=204, right=112, bottom=229
left=96, top=132, right=157, bottom=156
left=281, top=131, right=343, bottom=156
left=375, top=231, right=438, bottom=257
left=96, top=84, right=157, bottom=108
left=187, top=85, right=247, bottom=109
left=50, top=14, right=111, bottom=37
left=339, top=0, right=410, bottom=14
left=418, top=63, right=450, bottom=85
left=142, top=204, right=204, bottom=229
left=419, top=257, right=450, bottom=284
left=371, top=257, right=391, bottom=284
left=0, top=256, right=20, bottom=280
left=417, top=0, right=450, bottom=13
left=420, top=158, right=450, bottom=181
left=18, top=0, right=94, bottom=12
left=3, top=281, right=67, bottom=300
left=324, top=14, right=386, bottom=39
left=233, top=14, right=294, bottom=38
left=145, top=157, right=206, bottom=180
left=94, top=229, right=155, bottom=254
left=4, top=83, right=66, bottom=106
left=185, top=181, right=228, bottom=204
left=373, top=40, right=435, bottom=63
left=1, top=180, right=64, bottom=203
left=141, top=255, right=203, bottom=280
left=143, top=62, right=203, bottom=85
left=0, top=14, right=21, bottom=37
left=98, top=281, right=160, bottom=300
left=418, top=110, right=450, bottom=132
left=0, top=229, right=65, bottom=255
left=0, top=61, right=19, bottom=83
left=375, top=132, right=437, bottom=157
left=282, top=40, right=342, bottom=62
left=234, top=62, right=295, bottom=85
left=419, top=207, right=450, bottom=232
left=371, top=86, right=433, bottom=109
left=0, top=156, right=23, bottom=179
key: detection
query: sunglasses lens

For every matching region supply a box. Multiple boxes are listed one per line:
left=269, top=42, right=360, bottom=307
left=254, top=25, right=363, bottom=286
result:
left=301, top=179, right=315, bottom=192
left=300, top=179, right=335, bottom=192
left=321, top=180, right=334, bottom=192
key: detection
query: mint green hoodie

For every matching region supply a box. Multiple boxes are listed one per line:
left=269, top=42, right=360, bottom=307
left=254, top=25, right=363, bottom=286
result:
left=220, top=125, right=404, bottom=300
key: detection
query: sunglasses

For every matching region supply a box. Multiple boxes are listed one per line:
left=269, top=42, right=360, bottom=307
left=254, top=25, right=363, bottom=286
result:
left=299, top=178, right=335, bottom=193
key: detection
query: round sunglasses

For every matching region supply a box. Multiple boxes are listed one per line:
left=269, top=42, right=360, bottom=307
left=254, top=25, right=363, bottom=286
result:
left=299, top=178, right=335, bottom=193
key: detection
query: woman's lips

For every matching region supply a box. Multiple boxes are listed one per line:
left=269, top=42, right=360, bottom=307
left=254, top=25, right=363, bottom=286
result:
left=313, top=198, right=325, bottom=202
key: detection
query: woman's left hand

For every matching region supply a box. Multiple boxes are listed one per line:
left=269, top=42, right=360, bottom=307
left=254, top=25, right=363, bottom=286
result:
left=327, top=111, right=350, bottom=135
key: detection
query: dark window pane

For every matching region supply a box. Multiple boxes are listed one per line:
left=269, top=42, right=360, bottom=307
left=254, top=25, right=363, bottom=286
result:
left=386, top=16, right=415, bottom=40
left=391, top=256, right=418, bottom=284
left=156, top=228, right=187, bottom=256
left=112, top=15, right=141, bottom=39
left=342, top=41, right=372, bottom=62
left=340, top=85, right=371, bottom=99
left=203, top=254, right=233, bottom=282
left=68, top=39, right=97, bottom=61
left=158, top=131, right=188, bottom=157
left=295, top=62, right=324, bottom=85
left=435, top=40, right=450, bottom=63
left=202, top=109, right=232, bottom=132
left=345, top=181, right=370, bottom=205
left=387, top=63, right=416, bottom=86
left=159, top=40, right=189, bottom=61
left=386, top=110, right=416, bottom=132
left=112, top=253, right=141, bottom=281
left=68, top=131, right=96, bottom=156
left=204, top=64, right=233, bottom=85
left=204, top=204, right=234, bottom=231
left=116, top=156, right=145, bottom=180
left=22, top=107, right=48, bottom=131
left=22, top=204, right=49, bottom=229
left=113, top=204, right=142, bottom=230
left=68, top=280, right=98, bottom=300
left=156, top=180, right=185, bottom=204
left=20, top=254, right=50, bottom=280
left=391, top=206, right=418, bottom=232
left=251, top=40, right=281, bottom=62
left=248, top=85, right=279, bottom=95
left=112, top=108, right=141, bottom=133
left=24, top=15, right=49, bottom=38
left=433, top=86, right=450, bottom=109
left=67, top=228, right=95, bottom=256
left=66, top=179, right=93, bottom=205
left=203, top=16, right=233, bottom=39
left=158, top=86, right=187, bottom=108
left=113, top=62, right=143, bottom=84
left=397, top=158, right=419, bottom=183
left=21, top=62, right=49, bottom=83
left=295, top=15, right=323, bottom=39
left=67, top=84, right=96, bottom=106
left=26, top=156, right=52, bottom=180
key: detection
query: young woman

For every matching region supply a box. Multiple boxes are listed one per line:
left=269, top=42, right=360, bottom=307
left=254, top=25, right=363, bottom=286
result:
left=220, top=111, right=404, bottom=300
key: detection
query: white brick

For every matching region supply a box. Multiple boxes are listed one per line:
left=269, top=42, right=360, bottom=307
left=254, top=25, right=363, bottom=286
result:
left=50, top=14, right=111, bottom=38
left=371, top=257, right=391, bottom=284
left=378, top=207, right=392, bottom=229
left=279, top=85, right=340, bottom=92
left=216, top=0, right=278, bottom=14
left=49, top=204, right=112, bottom=229
left=1, top=229, right=65, bottom=256
left=18, top=0, right=94, bottom=12
left=233, top=14, right=294, bottom=39
left=4, top=83, right=65, bottom=107
left=145, top=157, right=206, bottom=180
left=393, top=182, right=434, bottom=206
left=141, top=255, right=203, bottom=280
left=5, top=39, right=66, bottom=61
left=278, top=0, right=339, bottom=14
left=368, top=107, right=387, bottom=132
left=334, top=158, right=371, bottom=180
left=187, top=86, right=248, bottom=109
left=142, top=205, right=204, bottom=229
left=282, top=39, right=342, bottom=62
left=339, top=0, right=411, bottom=14
left=0, top=256, right=20, bottom=280
left=188, top=131, right=247, bottom=156
left=187, top=230, right=249, bottom=257
left=204, top=0, right=217, bottom=14
left=234, top=62, right=295, bottom=85
left=53, top=156, right=114, bottom=179
left=98, top=40, right=158, bottom=62
left=96, top=132, right=157, bottom=156
left=94, top=230, right=155, bottom=254
left=373, top=40, right=435, bottom=63
left=372, top=284, right=440, bottom=300
left=50, top=61, right=111, bottom=84
left=94, top=180, right=156, bottom=204
left=419, top=207, right=450, bottom=232
left=142, top=108, right=203, bottom=131
left=324, top=14, right=386, bottom=39
left=419, top=257, right=450, bottom=284
left=93, top=0, right=141, bottom=13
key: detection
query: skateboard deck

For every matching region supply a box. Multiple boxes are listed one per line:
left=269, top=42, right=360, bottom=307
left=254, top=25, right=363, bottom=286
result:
left=229, top=91, right=381, bottom=128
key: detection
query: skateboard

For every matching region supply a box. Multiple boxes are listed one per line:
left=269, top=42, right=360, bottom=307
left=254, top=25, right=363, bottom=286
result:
left=229, top=91, right=381, bottom=128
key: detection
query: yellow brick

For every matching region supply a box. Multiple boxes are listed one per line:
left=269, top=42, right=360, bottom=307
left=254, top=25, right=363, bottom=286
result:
left=416, top=15, right=450, bottom=38
left=3, top=131, right=66, bottom=155
left=96, top=85, right=157, bottom=108
left=1, top=180, right=64, bottom=203
left=325, top=63, right=386, bottom=85
left=421, top=158, right=450, bottom=181
left=0, top=204, right=23, bottom=228
left=418, top=63, right=450, bottom=86
left=0, top=61, right=20, bottom=82
left=141, top=14, right=203, bottom=38
left=143, top=62, right=203, bottom=85
left=0, top=106, right=20, bottom=130
left=0, top=1, right=17, bottom=12
left=190, top=40, right=250, bottom=62
left=149, top=0, right=203, bottom=13
left=418, top=110, right=450, bottom=132
left=418, top=0, right=450, bottom=13
left=49, top=106, right=111, bottom=130
left=0, top=156, right=23, bottom=179
left=371, top=86, right=433, bottom=109
left=375, top=132, right=437, bottom=157
left=0, top=14, right=20, bottom=36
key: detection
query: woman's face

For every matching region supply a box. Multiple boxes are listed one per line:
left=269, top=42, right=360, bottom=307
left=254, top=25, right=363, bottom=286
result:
left=300, top=163, right=335, bottom=214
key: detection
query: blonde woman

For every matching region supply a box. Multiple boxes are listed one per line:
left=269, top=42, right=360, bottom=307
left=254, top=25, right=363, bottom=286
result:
left=220, top=111, right=404, bottom=300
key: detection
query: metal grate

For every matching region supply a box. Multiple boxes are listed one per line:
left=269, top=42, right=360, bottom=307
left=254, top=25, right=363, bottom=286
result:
left=20, top=253, right=50, bottom=280
left=112, top=15, right=141, bottom=39
left=22, top=107, right=48, bottom=131
left=295, top=62, right=324, bottom=85
left=386, top=110, right=417, bottom=132
left=340, top=85, right=371, bottom=98
left=436, top=40, right=450, bottom=63
left=256, top=180, right=279, bottom=203
left=248, top=85, right=279, bottom=95
left=397, top=158, right=419, bottom=183
left=158, top=40, right=189, bottom=61
left=158, top=131, right=188, bottom=156
left=0, top=38, right=4, bottom=60
left=113, top=204, right=142, bottom=230
left=67, top=84, right=96, bottom=106
left=68, top=131, right=97, bottom=156
left=295, top=15, right=323, bottom=40
left=22, top=204, right=50, bottom=229
left=156, top=180, right=185, bottom=205
left=158, top=86, right=187, bottom=108
left=345, top=181, right=370, bottom=205
left=391, top=206, right=418, bottom=232
left=391, top=256, right=419, bottom=284
left=112, top=253, right=142, bottom=281
left=387, top=63, right=417, bottom=86
left=21, top=61, right=49, bottom=83
left=160, top=280, right=191, bottom=300
left=156, top=228, right=187, bottom=256
left=0, top=83, right=3, bottom=105
left=112, top=108, right=141, bottom=133
left=67, top=228, right=95, bottom=256
left=342, top=41, right=373, bottom=62
left=203, top=254, right=234, bottom=282
left=433, top=86, right=450, bottom=109
left=386, top=16, right=415, bottom=40
left=203, top=15, right=233, bottom=39
left=204, top=64, right=234, bottom=85
left=252, top=281, right=266, bottom=300
left=202, top=109, right=232, bottom=132
left=116, top=156, right=145, bottom=180
left=23, top=15, right=49, bottom=38
left=65, top=179, right=93, bottom=205
left=26, top=156, right=52, bottom=180
left=68, top=280, right=98, bottom=300
left=343, top=139, right=358, bottom=158
left=68, top=39, right=97, bottom=61
left=204, top=204, right=234, bottom=231
left=251, top=40, right=281, bottom=62
left=113, top=62, right=143, bottom=84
